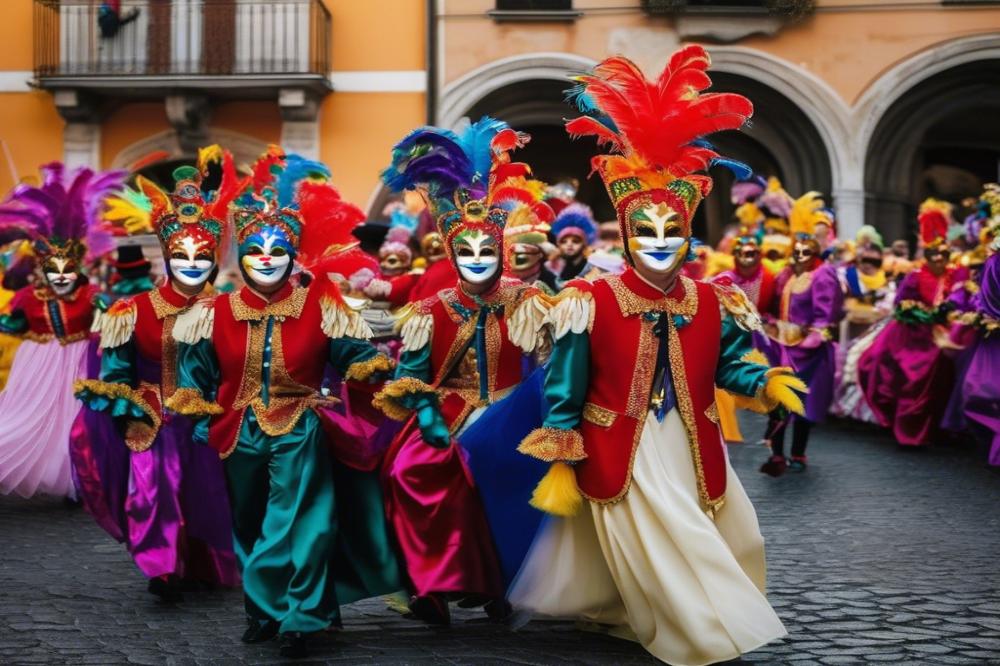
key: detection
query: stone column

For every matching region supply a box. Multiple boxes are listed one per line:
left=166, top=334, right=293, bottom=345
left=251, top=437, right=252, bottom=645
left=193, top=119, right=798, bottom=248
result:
left=53, top=90, right=101, bottom=170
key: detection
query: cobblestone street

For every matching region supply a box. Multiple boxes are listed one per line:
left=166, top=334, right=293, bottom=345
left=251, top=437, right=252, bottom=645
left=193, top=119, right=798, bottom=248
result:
left=1, top=413, right=999, bottom=665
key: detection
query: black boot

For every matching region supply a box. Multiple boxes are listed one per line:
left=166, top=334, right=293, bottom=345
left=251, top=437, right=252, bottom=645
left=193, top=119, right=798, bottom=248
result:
left=147, top=577, right=183, bottom=603
left=409, top=594, right=450, bottom=626
left=279, top=632, right=309, bottom=658
left=241, top=617, right=279, bottom=644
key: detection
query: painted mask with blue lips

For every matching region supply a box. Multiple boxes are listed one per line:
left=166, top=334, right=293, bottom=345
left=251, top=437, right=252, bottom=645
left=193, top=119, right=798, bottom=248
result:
left=452, top=229, right=500, bottom=285
left=168, top=233, right=216, bottom=289
left=627, top=202, right=691, bottom=277
left=239, top=225, right=295, bottom=289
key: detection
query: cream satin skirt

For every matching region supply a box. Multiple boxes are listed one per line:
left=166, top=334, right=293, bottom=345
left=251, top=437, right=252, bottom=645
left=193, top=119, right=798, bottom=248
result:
left=510, top=409, right=786, bottom=666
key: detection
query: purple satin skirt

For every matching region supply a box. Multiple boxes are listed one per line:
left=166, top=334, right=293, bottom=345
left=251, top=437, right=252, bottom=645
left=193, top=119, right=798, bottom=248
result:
left=944, top=335, right=1000, bottom=464
left=857, top=321, right=954, bottom=446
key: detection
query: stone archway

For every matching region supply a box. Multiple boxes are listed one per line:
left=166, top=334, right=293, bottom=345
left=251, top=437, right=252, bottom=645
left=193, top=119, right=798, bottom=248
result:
left=425, top=50, right=837, bottom=244
left=857, top=35, right=1000, bottom=244
left=110, top=128, right=270, bottom=173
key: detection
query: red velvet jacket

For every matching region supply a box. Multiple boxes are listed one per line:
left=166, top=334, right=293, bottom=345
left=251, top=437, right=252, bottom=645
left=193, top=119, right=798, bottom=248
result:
left=3, top=283, right=98, bottom=343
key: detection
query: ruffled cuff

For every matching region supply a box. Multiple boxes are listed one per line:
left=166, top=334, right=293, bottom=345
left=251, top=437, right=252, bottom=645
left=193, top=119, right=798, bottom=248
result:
left=164, top=387, right=224, bottom=417
left=74, top=379, right=158, bottom=424
left=372, top=377, right=436, bottom=421
left=344, top=354, right=394, bottom=383
left=517, top=427, right=587, bottom=463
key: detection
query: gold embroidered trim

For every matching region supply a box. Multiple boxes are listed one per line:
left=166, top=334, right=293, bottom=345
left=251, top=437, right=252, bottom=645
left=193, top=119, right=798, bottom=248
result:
left=172, top=301, right=214, bottom=344
left=148, top=288, right=187, bottom=320
left=97, top=301, right=138, bottom=349
left=164, top=387, right=224, bottom=416
left=667, top=318, right=713, bottom=510
left=220, top=409, right=245, bottom=460
left=705, top=402, right=720, bottom=424
left=231, top=286, right=308, bottom=321
left=517, top=427, right=587, bottom=463
left=582, top=402, right=618, bottom=427
left=373, top=377, right=436, bottom=421
left=549, top=288, right=595, bottom=339
left=160, top=315, right=179, bottom=400
left=625, top=318, right=658, bottom=418
left=344, top=354, right=393, bottom=382
left=486, top=313, right=502, bottom=397
left=607, top=274, right=698, bottom=318
left=24, top=330, right=89, bottom=345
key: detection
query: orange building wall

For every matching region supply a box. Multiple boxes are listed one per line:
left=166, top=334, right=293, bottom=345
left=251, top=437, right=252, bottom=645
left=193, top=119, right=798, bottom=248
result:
left=99, top=103, right=171, bottom=170
left=318, top=92, right=425, bottom=206
left=440, top=1, right=1000, bottom=106
left=0, top=0, right=34, bottom=71
left=212, top=102, right=283, bottom=144
left=0, top=92, right=63, bottom=193
left=326, top=0, right=426, bottom=70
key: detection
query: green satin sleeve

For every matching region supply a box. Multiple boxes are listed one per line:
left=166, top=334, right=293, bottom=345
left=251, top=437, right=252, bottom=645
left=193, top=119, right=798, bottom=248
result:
left=715, top=313, right=768, bottom=398
left=393, top=343, right=437, bottom=410
left=74, top=340, right=154, bottom=422
left=0, top=311, right=27, bottom=335
left=100, top=340, right=137, bottom=386
left=541, top=329, right=590, bottom=430
left=175, top=339, right=220, bottom=397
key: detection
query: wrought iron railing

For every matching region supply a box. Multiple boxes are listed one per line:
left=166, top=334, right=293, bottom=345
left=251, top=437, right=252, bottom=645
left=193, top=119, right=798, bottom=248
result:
left=33, top=0, right=331, bottom=78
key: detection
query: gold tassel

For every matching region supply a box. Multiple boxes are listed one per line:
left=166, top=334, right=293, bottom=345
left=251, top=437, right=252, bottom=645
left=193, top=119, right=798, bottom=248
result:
left=530, top=462, right=583, bottom=517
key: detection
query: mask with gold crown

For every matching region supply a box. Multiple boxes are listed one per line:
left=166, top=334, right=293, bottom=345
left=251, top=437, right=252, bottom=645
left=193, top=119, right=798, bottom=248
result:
left=788, top=191, right=831, bottom=272
left=494, top=174, right=555, bottom=277
left=0, top=163, right=125, bottom=297
left=382, top=116, right=530, bottom=288
left=136, top=145, right=243, bottom=290
left=564, top=46, right=753, bottom=280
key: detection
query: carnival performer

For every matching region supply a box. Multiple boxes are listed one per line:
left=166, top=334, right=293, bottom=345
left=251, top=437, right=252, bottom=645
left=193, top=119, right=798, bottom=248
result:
left=166, top=149, right=398, bottom=658
left=711, top=232, right=778, bottom=442
left=943, top=239, right=999, bottom=464
left=857, top=199, right=956, bottom=448
left=500, top=174, right=558, bottom=294
left=0, top=163, right=124, bottom=499
left=74, top=150, right=242, bottom=600
left=757, top=193, right=842, bottom=475
left=831, top=235, right=895, bottom=423
left=374, top=117, right=550, bottom=626
left=511, top=48, right=804, bottom=666
left=547, top=201, right=602, bottom=289
left=0, top=243, right=28, bottom=391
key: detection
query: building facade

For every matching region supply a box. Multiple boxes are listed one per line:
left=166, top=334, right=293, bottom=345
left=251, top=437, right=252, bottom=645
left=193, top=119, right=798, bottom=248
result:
left=3, top=0, right=1000, bottom=245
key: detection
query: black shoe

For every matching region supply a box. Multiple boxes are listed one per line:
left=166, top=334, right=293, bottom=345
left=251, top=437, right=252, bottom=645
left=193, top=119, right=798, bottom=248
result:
left=409, top=594, right=451, bottom=626
left=147, top=577, right=183, bottom=603
left=241, top=617, right=279, bottom=644
left=279, top=632, right=309, bottom=659
left=484, top=598, right=512, bottom=623
left=759, top=455, right=787, bottom=477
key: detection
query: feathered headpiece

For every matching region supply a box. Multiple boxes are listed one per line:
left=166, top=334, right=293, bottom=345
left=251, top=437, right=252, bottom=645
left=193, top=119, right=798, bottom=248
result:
left=758, top=176, right=793, bottom=235
left=564, top=46, right=753, bottom=237
left=0, top=163, right=125, bottom=263
left=136, top=145, right=243, bottom=263
left=551, top=202, right=597, bottom=245
left=788, top=191, right=828, bottom=238
left=496, top=174, right=554, bottom=248
left=381, top=116, right=530, bottom=258
left=104, top=186, right=153, bottom=237
left=232, top=148, right=332, bottom=252
left=731, top=175, right=767, bottom=205
left=918, top=198, right=953, bottom=249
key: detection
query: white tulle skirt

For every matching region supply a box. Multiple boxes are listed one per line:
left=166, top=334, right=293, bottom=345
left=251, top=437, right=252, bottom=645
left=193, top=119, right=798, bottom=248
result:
left=510, top=409, right=786, bottom=666
left=0, top=339, right=87, bottom=498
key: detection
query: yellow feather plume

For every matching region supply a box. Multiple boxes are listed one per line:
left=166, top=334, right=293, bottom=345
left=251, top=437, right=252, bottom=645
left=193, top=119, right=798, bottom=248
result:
left=764, top=372, right=808, bottom=416
left=530, top=462, right=583, bottom=517
left=789, top=191, right=826, bottom=238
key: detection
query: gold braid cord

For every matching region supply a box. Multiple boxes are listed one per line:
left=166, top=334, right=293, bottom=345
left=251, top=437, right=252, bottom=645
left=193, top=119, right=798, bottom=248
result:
left=344, top=354, right=394, bottom=383
left=372, top=376, right=436, bottom=421
left=517, top=427, right=587, bottom=463
left=164, top=387, right=224, bottom=416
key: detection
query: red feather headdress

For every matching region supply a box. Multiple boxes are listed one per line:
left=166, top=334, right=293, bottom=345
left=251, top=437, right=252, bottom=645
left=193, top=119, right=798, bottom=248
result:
left=565, top=46, right=753, bottom=236
left=917, top=198, right=952, bottom=249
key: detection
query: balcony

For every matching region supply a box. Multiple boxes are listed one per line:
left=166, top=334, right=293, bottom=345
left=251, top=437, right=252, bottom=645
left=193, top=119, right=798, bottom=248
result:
left=32, top=0, right=332, bottom=99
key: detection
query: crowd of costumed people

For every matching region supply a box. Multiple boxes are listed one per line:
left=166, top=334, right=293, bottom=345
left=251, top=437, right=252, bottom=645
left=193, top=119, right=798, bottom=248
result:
left=0, top=44, right=996, bottom=665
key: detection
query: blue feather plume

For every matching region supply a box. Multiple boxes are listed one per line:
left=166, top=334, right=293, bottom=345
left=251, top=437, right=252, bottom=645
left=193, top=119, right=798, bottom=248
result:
left=274, top=154, right=331, bottom=208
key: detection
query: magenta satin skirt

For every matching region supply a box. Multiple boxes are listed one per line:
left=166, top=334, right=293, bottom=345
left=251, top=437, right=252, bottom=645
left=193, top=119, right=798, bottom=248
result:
left=381, top=418, right=503, bottom=599
left=857, top=321, right=955, bottom=446
left=944, top=335, right=1000, bottom=464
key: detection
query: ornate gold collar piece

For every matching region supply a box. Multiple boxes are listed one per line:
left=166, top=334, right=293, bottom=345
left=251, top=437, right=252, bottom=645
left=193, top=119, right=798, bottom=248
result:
left=232, top=286, right=309, bottom=322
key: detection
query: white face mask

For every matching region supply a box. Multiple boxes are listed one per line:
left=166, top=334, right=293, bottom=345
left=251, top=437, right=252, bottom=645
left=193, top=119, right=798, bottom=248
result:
left=45, top=258, right=78, bottom=296
left=453, top=230, right=500, bottom=285
left=168, top=236, right=216, bottom=289
left=240, top=230, right=292, bottom=289
left=628, top=204, right=689, bottom=275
